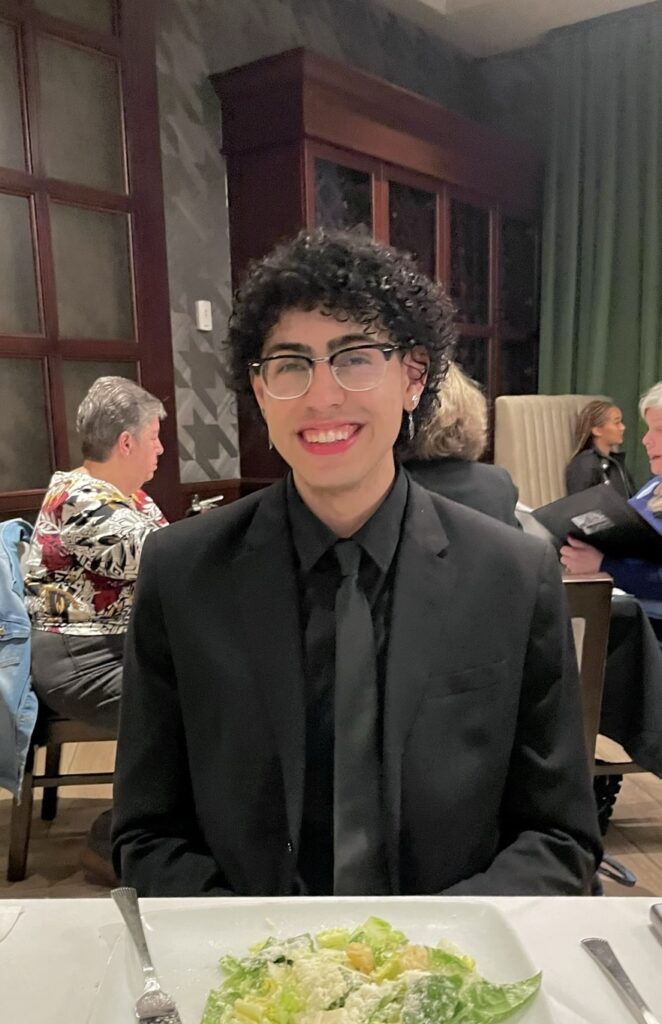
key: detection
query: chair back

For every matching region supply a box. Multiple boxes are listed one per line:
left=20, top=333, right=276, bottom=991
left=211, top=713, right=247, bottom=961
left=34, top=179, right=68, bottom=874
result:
left=563, top=573, right=613, bottom=763
left=494, top=394, right=606, bottom=508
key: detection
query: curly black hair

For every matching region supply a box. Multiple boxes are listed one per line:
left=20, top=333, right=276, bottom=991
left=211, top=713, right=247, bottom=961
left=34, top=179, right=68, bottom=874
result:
left=225, top=229, right=457, bottom=453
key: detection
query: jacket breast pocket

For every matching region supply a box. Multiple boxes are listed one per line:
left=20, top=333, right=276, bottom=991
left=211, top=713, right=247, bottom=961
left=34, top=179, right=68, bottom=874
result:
left=428, top=658, right=511, bottom=698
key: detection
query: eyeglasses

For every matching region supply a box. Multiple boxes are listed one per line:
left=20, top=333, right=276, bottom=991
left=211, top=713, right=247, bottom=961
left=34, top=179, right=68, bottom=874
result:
left=249, top=343, right=404, bottom=400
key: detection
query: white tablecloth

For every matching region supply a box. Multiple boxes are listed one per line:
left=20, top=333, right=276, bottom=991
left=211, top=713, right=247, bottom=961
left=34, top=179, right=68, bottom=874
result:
left=1, top=896, right=661, bottom=1023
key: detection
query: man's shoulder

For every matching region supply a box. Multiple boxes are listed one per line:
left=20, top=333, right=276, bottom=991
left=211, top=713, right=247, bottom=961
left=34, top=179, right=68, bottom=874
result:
left=412, top=480, right=546, bottom=558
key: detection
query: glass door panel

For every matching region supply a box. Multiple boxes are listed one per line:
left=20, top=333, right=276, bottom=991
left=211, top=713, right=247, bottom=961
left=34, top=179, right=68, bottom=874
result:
left=500, top=217, right=537, bottom=335
left=450, top=198, right=489, bottom=325
left=455, top=336, right=489, bottom=391
left=0, top=24, right=26, bottom=171
left=50, top=202, right=134, bottom=339
left=500, top=338, right=538, bottom=395
left=38, top=36, right=125, bottom=192
left=0, top=358, right=51, bottom=489
left=315, top=159, right=372, bottom=233
left=0, top=193, right=40, bottom=335
left=35, top=0, right=114, bottom=34
left=388, top=181, right=436, bottom=279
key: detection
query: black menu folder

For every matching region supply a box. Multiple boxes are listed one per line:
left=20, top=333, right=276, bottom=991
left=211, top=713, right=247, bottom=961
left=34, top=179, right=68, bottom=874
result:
left=532, top=483, right=662, bottom=562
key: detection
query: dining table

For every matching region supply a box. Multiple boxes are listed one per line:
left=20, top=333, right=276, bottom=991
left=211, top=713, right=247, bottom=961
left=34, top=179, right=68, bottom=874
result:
left=1, top=895, right=661, bottom=1024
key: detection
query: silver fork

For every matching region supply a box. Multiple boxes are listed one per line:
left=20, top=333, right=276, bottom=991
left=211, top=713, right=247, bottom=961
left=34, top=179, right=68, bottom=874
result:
left=111, top=886, right=183, bottom=1024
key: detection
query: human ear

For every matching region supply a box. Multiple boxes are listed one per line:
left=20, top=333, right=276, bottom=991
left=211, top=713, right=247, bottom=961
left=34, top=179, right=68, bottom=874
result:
left=403, top=345, right=429, bottom=384
left=117, top=430, right=132, bottom=456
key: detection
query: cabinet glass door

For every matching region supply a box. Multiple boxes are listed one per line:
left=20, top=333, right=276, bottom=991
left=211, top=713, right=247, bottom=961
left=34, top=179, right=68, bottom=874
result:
left=388, top=181, right=436, bottom=279
left=500, top=216, right=537, bottom=336
left=315, top=158, right=372, bottom=233
left=499, top=216, right=539, bottom=394
left=455, top=336, right=489, bottom=392
left=450, top=198, right=490, bottom=325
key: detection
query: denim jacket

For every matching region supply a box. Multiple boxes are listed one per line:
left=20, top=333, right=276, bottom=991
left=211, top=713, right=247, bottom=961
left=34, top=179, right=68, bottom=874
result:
left=0, top=519, right=38, bottom=795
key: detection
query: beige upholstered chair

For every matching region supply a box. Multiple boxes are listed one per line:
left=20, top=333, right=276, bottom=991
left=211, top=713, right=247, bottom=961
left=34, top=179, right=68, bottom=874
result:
left=494, top=394, right=606, bottom=508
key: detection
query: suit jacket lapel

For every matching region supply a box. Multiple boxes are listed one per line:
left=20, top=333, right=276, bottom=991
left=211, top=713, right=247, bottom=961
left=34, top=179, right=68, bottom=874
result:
left=383, top=481, right=456, bottom=892
left=231, top=481, right=306, bottom=855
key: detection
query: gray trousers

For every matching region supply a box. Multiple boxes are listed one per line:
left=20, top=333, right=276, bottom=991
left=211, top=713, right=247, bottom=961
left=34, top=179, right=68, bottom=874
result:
left=30, top=629, right=123, bottom=734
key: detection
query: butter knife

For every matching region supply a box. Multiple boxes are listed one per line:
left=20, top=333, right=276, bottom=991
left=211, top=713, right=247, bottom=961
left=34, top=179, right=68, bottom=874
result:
left=582, top=938, right=661, bottom=1024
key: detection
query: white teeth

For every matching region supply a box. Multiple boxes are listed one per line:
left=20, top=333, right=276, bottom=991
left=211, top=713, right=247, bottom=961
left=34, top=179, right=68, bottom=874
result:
left=303, top=427, right=354, bottom=444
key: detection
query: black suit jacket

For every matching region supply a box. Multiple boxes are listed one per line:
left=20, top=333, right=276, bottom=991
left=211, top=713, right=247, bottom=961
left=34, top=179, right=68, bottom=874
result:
left=404, top=457, right=519, bottom=527
left=112, top=477, right=601, bottom=896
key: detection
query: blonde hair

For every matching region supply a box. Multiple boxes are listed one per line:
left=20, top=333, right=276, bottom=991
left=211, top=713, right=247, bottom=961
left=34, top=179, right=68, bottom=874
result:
left=571, top=399, right=616, bottom=459
left=413, top=362, right=487, bottom=461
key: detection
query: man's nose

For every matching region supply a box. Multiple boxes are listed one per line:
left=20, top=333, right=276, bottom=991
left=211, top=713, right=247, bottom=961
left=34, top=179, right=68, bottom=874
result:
left=305, top=361, right=345, bottom=407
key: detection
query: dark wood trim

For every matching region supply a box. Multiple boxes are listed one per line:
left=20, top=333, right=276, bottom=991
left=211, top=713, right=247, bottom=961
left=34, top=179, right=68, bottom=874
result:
left=0, top=489, right=45, bottom=514
left=46, top=179, right=130, bottom=208
left=306, top=139, right=382, bottom=177
left=372, top=169, right=388, bottom=245
left=0, top=336, right=49, bottom=355
left=212, top=48, right=542, bottom=217
left=45, top=351, right=69, bottom=467
left=57, top=338, right=139, bottom=358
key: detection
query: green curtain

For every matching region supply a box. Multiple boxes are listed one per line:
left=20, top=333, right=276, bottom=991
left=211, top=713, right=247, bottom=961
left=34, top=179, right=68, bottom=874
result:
left=539, top=4, right=662, bottom=484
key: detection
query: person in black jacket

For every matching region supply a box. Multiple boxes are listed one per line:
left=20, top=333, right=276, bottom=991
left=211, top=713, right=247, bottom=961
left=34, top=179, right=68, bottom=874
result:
left=405, top=362, right=518, bottom=527
left=565, top=399, right=635, bottom=497
left=112, top=229, right=600, bottom=898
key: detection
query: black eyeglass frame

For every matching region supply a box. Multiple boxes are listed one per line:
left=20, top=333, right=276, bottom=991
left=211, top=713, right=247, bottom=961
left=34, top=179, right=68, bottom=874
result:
left=248, top=342, right=406, bottom=399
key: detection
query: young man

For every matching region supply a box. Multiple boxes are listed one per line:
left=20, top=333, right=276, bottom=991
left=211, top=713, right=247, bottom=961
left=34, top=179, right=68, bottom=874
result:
left=112, top=231, right=601, bottom=896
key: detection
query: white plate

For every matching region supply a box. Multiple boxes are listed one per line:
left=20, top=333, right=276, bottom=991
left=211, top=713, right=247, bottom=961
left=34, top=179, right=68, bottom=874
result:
left=89, top=896, right=553, bottom=1024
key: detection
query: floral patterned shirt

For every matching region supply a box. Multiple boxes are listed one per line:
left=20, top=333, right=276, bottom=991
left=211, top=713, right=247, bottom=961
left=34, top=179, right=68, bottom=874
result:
left=24, top=468, right=167, bottom=636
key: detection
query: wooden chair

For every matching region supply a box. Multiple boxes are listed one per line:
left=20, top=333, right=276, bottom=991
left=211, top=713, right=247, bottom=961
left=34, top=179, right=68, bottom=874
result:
left=563, top=572, right=614, bottom=764
left=564, top=572, right=644, bottom=886
left=7, top=710, right=115, bottom=882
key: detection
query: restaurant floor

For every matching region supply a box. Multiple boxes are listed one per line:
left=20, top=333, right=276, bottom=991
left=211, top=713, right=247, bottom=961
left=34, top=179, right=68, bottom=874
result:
left=0, top=740, right=660, bottom=898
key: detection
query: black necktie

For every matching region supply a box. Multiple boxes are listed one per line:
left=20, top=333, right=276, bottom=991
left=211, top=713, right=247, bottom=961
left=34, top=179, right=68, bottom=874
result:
left=333, top=539, right=388, bottom=894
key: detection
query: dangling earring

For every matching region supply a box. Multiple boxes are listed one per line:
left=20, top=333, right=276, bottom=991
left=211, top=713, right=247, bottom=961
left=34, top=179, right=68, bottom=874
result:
left=408, top=392, right=419, bottom=442
left=268, top=435, right=274, bottom=451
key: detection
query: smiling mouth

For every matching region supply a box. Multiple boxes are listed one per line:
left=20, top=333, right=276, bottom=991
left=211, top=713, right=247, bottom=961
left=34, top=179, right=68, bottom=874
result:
left=300, top=425, right=360, bottom=444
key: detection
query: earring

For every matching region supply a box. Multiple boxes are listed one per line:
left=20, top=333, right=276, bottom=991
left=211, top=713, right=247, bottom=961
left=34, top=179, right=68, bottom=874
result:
left=268, top=435, right=274, bottom=451
left=408, top=412, right=415, bottom=442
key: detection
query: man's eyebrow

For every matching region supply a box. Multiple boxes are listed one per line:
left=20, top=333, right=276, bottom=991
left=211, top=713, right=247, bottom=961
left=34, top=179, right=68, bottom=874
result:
left=261, top=334, right=373, bottom=357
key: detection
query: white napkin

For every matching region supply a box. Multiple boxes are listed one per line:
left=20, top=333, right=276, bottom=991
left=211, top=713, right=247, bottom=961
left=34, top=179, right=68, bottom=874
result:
left=0, top=906, right=22, bottom=942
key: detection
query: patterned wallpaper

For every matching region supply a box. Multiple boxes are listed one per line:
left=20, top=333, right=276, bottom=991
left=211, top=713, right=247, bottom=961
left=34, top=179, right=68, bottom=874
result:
left=156, top=0, right=477, bottom=482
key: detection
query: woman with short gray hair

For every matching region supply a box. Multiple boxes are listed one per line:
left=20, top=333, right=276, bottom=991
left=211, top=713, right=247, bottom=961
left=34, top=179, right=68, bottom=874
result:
left=25, top=376, right=168, bottom=733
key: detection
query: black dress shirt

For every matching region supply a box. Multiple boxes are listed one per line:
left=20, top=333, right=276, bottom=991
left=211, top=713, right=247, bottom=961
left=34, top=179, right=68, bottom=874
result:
left=286, top=469, right=408, bottom=894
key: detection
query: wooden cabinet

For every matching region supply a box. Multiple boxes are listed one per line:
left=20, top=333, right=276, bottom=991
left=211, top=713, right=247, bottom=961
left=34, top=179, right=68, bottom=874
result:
left=211, top=48, right=542, bottom=480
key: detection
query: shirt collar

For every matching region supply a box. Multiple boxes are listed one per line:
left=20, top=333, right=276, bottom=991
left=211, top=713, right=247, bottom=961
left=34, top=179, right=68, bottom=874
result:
left=286, top=467, right=409, bottom=575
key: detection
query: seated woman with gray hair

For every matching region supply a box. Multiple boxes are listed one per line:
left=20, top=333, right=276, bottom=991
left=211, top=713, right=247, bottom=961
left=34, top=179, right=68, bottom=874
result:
left=404, top=362, right=519, bottom=526
left=24, top=376, right=168, bottom=733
